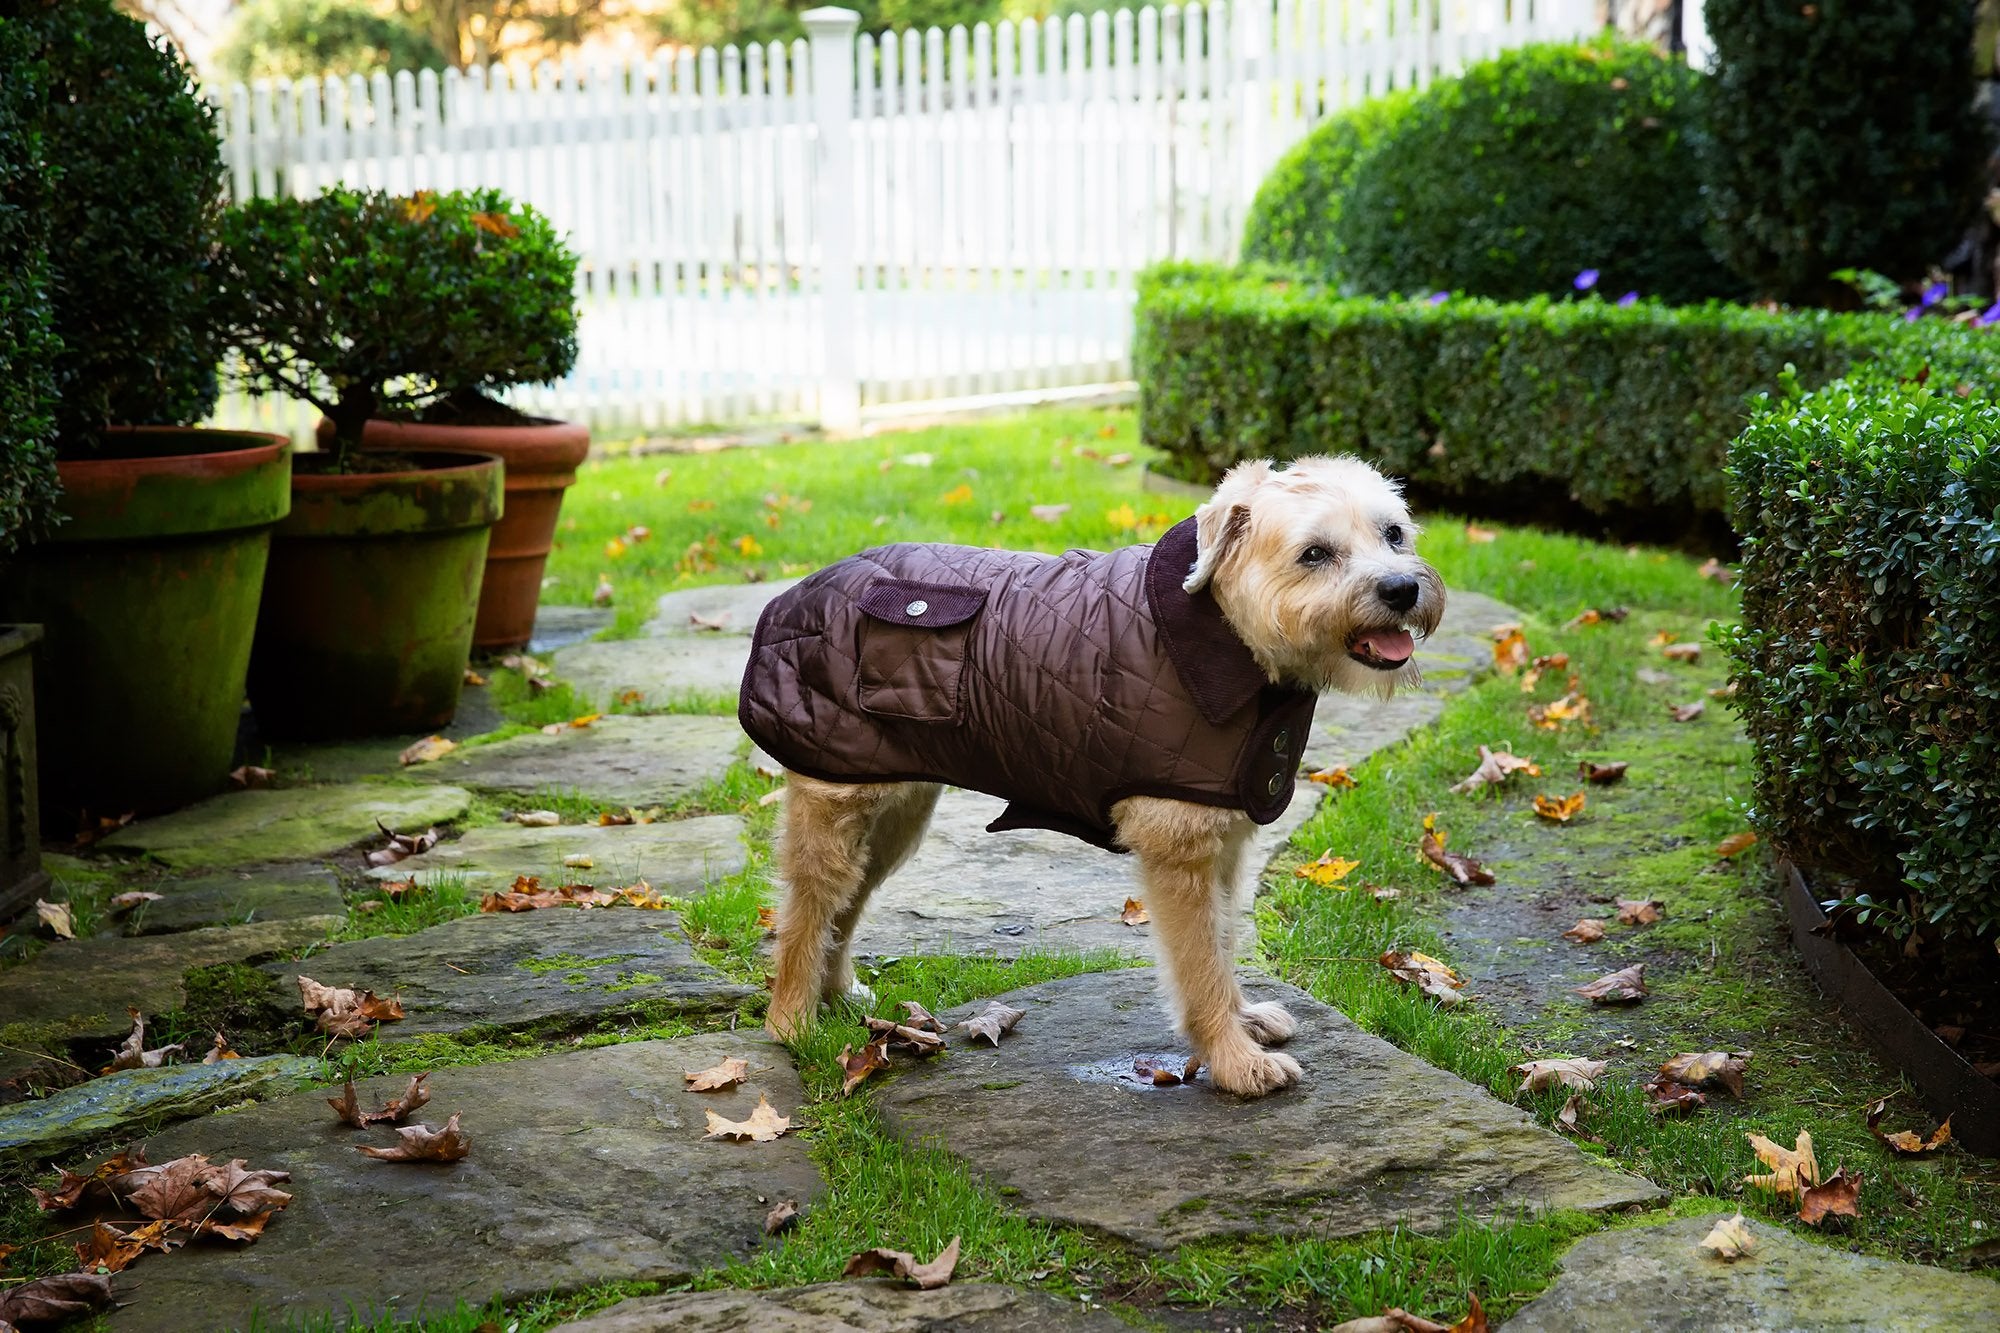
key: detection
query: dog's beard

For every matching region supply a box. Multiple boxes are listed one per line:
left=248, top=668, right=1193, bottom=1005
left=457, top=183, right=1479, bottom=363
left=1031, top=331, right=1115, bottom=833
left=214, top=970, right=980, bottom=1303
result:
left=1232, top=562, right=1444, bottom=698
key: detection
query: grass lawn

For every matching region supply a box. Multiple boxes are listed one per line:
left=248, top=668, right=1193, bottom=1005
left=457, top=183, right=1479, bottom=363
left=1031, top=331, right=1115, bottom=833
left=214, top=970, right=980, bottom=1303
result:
left=8, top=405, right=1996, bottom=1331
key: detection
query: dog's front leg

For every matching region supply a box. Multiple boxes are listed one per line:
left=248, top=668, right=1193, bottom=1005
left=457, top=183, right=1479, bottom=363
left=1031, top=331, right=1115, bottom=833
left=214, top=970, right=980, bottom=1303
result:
left=1116, top=797, right=1302, bottom=1097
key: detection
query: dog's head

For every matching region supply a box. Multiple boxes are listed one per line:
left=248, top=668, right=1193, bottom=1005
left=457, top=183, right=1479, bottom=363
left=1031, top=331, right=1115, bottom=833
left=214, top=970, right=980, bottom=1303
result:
left=1182, top=456, right=1445, bottom=697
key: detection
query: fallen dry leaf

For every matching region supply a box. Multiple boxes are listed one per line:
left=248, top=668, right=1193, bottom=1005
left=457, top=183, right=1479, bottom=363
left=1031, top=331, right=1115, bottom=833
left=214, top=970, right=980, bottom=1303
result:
left=511, top=809, right=561, bottom=827
left=563, top=853, right=595, bottom=870
left=72, top=1218, right=179, bottom=1274
left=1616, top=898, right=1664, bottom=926
left=108, top=890, right=163, bottom=911
left=1533, top=791, right=1586, bottom=823
left=756, top=906, right=779, bottom=933
left=1561, top=918, right=1606, bottom=944
left=0, top=1271, right=115, bottom=1325
left=1029, top=502, right=1071, bottom=522
left=398, top=735, right=456, bottom=766
left=1513, top=1057, right=1606, bottom=1094
left=328, top=1073, right=431, bottom=1127
left=1864, top=1098, right=1953, bottom=1154
left=1572, top=962, right=1647, bottom=1004
left=297, top=975, right=405, bottom=1038
left=202, top=1031, right=240, bottom=1064
left=1380, top=949, right=1469, bottom=1005
left=1309, top=765, right=1359, bottom=788
left=229, top=764, right=277, bottom=788
left=1669, top=700, right=1706, bottom=723
left=479, top=875, right=616, bottom=912
left=838, top=1041, right=890, bottom=1096
left=897, top=1001, right=945, bottom=1034
left=1745, top=1128, right=1820, bottom=1196
left=1528, top=691, right=1592, bottom=730
left=1465, top=523, right=1498, bottom=543
left=1491, top=627, right=1529, bottom=674
left=105, top=1008, right=182, bottom=1073
left=1661, top=642, right=1702, bottom=663
left=958, top=1001, right=1025, bottom=1047
left=1698, top=557, right=1734, bottom=584
left=765, top=1198, right=800, bottom=1234
left=357, top=1111, right=471, bottom=1162
left=684, top=1057, right=751, bottom=1092
left=1553, top=1092, right=1602, bottom=1142
left=1578, top=760, right=1628, bottom=784
left=1659, top=1051, right=1750, bottom=1098
left=1328, top=1294, right=1487, bottom=1333
left=1643, top=1078, right=1708, bottom=1117
left=34, top=898, right=73, bottom=939
left=366, top=822, right=439, bottom=867
left=1798, top=1164, right=1862, bottom=1225
left=1716, top=831, right=1759, bottom=858
left=464, top=668, right=487, bottom=687
left=702, top=1095, right=792, bottom=1143
left=1295, top=851, right=1361, bottom=887
left=842, top=1235, right=961, bottom=1290
left=1132, top=1056, right=1201, bottom=1087
left=593, top=574, right=614, bottom=606
left=1420, top=815, right=1496, bottom=886
left=1698, top=1212, right=1757, bottom=1261
left=1119, top=897, right=1151, bottom=926
left=1450, top=745, right=1540, bottom=794
left=1709, top=681, right=1740, bottom=699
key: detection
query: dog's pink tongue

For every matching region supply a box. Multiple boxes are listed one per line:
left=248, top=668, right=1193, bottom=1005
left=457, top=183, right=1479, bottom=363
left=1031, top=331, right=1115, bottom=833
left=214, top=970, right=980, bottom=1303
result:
left=1357, top=629, right=1415, bottom=663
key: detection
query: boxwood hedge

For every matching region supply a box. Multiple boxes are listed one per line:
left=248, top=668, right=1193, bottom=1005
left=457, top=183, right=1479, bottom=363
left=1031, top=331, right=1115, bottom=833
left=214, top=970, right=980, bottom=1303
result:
left=1726, top=375, right=2000, bottom=941
left=1134, top=263, right=2000, bottom=527
left=0, top=15, right=58, bottom=554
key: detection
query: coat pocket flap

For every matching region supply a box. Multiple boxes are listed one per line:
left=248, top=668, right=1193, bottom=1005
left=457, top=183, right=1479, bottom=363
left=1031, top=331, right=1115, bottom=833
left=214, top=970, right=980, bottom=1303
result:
left=857, top=579, right=987, bottom=629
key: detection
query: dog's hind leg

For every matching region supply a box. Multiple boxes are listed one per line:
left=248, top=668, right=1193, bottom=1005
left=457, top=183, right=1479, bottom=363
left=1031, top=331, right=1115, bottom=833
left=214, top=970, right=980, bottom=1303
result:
left=767, top=774, right=896, bottom=1042
left=821, top=781, right=942, bottom=1005
left=1212, top=817, right=1297, bottom=1048
left=1115, top=796, right=1302, bottom=1097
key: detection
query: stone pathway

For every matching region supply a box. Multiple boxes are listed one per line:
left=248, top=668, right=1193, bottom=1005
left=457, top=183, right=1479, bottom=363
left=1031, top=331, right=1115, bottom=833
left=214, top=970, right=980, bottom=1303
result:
left=363, top=814, right=747, bottom=891
left=408, top=714, right=745, bottom=806
left=555, top=1282, right=1137, bottom=1332
left=555, top=581, right=802, bottom=707
left=99, top=784, right=474, bottom=870
left=0, top=1057, right=316, bottom=1167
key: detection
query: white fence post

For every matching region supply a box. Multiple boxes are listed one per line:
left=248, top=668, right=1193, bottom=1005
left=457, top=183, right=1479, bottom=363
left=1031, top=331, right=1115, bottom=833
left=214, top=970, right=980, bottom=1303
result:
left=804, top=7, right=862, bottom=432
left=1681, top=0, right=1714, bottom=71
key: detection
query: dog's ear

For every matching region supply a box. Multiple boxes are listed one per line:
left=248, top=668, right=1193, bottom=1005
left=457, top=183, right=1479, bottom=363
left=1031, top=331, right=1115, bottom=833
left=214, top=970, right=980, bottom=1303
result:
left=1183, top=460, right=1272, bottom=594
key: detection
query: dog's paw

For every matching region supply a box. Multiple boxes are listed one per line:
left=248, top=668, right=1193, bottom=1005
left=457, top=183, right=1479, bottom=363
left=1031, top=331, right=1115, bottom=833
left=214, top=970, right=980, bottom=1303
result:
left=1238, top=1000, right=1298, bottom=1046
left=1206, top=1045, right=1303, bottom=1097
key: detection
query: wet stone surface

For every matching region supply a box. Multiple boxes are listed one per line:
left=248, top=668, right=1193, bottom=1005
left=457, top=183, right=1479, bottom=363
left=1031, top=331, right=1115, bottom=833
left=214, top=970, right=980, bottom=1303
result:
left=98, top=784, right=474, bottom=871
left=118, top=868, right=346, bottom=936
left=408, top=715, right=745, bottom=807
left=554, top=1281, right=1139, bottom=1333
left=554, top=580, right=800, bottom=708
left=260, top=908, right=758, bottom=1042
left=0, top=1056, right=318, bottom=1167
left=103, top=1036, right=820, bottom=1333
left=874, top=968, right=1663, bottom=1249
left=365, top=814, right=747, bottom=892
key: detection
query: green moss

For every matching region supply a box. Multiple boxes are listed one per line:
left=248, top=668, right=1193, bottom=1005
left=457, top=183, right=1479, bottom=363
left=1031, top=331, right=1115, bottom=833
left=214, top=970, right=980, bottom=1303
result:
left=604, top=971, right=665, bottom=992
left=519, top=951, right=637, bottom=976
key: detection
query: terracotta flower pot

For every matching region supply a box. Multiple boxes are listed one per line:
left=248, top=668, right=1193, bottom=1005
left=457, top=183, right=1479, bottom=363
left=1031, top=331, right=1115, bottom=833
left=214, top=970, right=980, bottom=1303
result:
left=248, top=451, right=503, bottom=741
left=330, top=415, right=589, bottom=652
left=0, top=428, right=291, bottom=821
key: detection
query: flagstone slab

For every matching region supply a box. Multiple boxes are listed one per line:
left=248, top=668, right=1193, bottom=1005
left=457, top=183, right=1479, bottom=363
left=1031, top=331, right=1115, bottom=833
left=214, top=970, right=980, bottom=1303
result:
left=365, top=814, right=746, bottom=892
left=121, top=869, right=346, bottom=935
left=1499, top=1214, right=2000, bottom=1332
left=99, top=784, right=474, bottom=871
left=260, top=908, right=758, bottom=1042
left=554, top=580, right=800, bottom=708
left=409, top=715, right=745, bottom=806
left=554, top=1281, right=1138, bottom=1332
left=0, top=1055, right=318, bottom=1167
left=104, top=1036, right=820, bottom=1333
left=874, top=968, right=1663, bottom=1249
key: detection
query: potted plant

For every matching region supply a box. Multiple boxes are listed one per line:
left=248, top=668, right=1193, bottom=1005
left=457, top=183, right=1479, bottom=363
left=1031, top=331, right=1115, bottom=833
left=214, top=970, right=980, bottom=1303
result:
left=337, top=191, right=582, bottom=652
left=213, top=188, right=576, bottom=738
left=0, top=0, right=291, bottom=826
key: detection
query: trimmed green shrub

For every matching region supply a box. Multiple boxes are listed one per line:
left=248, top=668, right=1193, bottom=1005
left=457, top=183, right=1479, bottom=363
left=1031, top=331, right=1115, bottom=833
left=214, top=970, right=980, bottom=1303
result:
left=5, top=0, right=225, bottom=453
left=0, top=16, right=59, bottom=553
left=216, top=0, right=448, bottom=83
left=1331, top=40, right=1735, bottom=304
left=213, top=187, right=578, bottom=467
left=1134, top=264, right=2000, bottom=523
left=1702, top=0, right=1988, bottom=306
left=1240, top=90, right=1417, bottom=280
left=1726, top=375, right=2000, bottom=940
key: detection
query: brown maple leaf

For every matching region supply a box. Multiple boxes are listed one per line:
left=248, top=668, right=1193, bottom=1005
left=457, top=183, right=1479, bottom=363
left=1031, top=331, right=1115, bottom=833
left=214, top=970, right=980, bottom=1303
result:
left=1864, top=1097, right=1953, bottom=1154
left=108, top=890, right=163, bottom=911
left=1380, top=949, right=1469, bottom=1005
left=765, top=1198, right=800, bottom=1235
left=1533, top=791, right=1586, bottom=823
left=1527, top=690, right=1592, bottom=730
left=1553, top=1092, right=1602, bottom=1143
left=1331, top=1294, right=1488, bottom=1333
left=1572, top=962, right=1647, bottom=1004
left=1577, top=760, right=1628, bottom=784
left=1119, top=897, right=1150, bottom=926
left=329, top=1074, right=431, bottom=1127
left=1661, top=642, right=1702, bottom=663
left=0, top=1272, right=115, bottom=1325
left=1419, top=815, right=1496, bottom=886
left=73, top=1220, right=160, bottom=1274
left=1745, top=1128, right=1820, bottom=1196
left=701, top=1095, right=791, bottom=1143
left=1659, top=1051, right=1750, bottom=1099
left=125, top=1154, right=215, bottom=1223
left=297, top=976, right=405, bottom=1031
left=199, top=1159, right=294, bottom=1216
left=200, top=1208, right=281, bottom=1242
left=1798, top=1164, right=1862, bottom=1225
left=1491, top=627, right=1529, bottom=674
left=897, top=1000, right=946, bottom=1034
left=842, top=1235, right=961, bottom=1290
left=228, top=764, right=277, bottom=788
left=366, top=821, right=440, bottom=867
left=1615, top=898, right=1664, bottom=926
left=202, top=1032, right=240, bottom=1065
left=1512, top=1057, right=1605, bottom=1094
left=1309, top=765, right=1358, bottom=788
left=684, top=1056, right=751, bottom=1092
left=1561, top=918, right=1606, bottom=944
left=1669, top=700, right=1706, bottom=722
left=1449, top=745, right=1541, bottom=794
left=958, top=1001, right=1025, bottom=1047
left=1132, top=1056, right=1191, bottom=1087
left=1716, top=831, right=1759, bottom=858
left=104, top=1007, right=183, bottom=1073
left=1698, top=1212, right=1756, bottom=1262
left=1643, top=1078, right=1708, bottom=1117
left=358, top=1111, right=472, bottom=1162
left=838, top=1041, right=891, bottom=1096
left=756, top=906, right=779, bottom=933
left=29, top=1167, right=94, bottom=1212
left=865, top=1016, right=947, bottom=1055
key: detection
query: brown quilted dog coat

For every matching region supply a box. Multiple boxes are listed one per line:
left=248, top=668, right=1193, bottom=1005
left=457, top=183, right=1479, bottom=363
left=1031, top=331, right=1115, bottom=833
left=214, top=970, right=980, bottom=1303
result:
left=738, top=517, right=1318, bottom=851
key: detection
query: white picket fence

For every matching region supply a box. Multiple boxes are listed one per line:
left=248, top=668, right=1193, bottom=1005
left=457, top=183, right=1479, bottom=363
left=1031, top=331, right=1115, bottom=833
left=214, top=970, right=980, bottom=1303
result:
left=211, top=0, right=1596, bottom=436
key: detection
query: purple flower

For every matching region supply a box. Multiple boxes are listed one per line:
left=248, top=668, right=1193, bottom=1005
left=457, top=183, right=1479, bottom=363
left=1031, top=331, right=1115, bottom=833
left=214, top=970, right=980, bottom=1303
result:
left=1573, top=269, right=1600, bottom=292
left=1428, top=291, right=1449, bottom=305
left=1616, top=291, right=1639, bottom=308
left=1922, top=281, right=1949, bottom=307
left=1903, top=306, right=1923, bottom=323
left=1977, top=301, right=2000, bottom=328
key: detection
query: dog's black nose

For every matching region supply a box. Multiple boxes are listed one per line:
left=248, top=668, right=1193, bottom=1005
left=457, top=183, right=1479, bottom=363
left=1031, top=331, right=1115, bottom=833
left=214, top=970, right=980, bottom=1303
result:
left=1376, top=574, right=1419, bottom=613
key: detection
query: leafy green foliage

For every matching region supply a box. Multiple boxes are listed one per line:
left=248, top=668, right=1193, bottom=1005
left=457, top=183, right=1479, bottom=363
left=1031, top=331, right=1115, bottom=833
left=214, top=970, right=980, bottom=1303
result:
left=1701, top=0, right=1988, bottom=306
left=216, top=0, right=448, bottom=82
left=213, top=187, right=578, bottom=467
left=1727, top=374, right=2000, bottom=941
left=0, top=16, right=58, bottom=552
left=1333, top=40, right=1735, bottom=304
left=649, top=0, right=997, bottom=49
left=1239, top=89, right=1416, bottom=281
left=6, top=0, right=224, bottom=454
left=1133, top=263, right=2000, bottom=523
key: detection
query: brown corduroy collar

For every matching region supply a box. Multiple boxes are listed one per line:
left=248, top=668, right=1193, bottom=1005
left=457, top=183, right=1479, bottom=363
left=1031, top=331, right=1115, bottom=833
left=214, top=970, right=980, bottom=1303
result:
left=1143, top=516, right=1288, bottom=726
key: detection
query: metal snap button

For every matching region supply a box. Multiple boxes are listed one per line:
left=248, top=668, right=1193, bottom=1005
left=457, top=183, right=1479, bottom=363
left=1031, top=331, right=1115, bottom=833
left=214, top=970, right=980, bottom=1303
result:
left=905, top=599, right=929, bottom=617
left=1266, top=771, right=1284, bottom=796
left=1273, top=729, right=1290, bottom=755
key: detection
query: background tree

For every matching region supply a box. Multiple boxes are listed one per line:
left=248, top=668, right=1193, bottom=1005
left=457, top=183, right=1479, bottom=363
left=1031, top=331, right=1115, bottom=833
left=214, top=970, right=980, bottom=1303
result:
left=216, top=0, right=448, bottom=81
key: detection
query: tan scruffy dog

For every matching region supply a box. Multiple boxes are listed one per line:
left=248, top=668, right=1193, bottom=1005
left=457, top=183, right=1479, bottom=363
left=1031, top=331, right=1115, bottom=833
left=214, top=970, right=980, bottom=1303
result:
left=744, top=456, right=1444, bottom=1097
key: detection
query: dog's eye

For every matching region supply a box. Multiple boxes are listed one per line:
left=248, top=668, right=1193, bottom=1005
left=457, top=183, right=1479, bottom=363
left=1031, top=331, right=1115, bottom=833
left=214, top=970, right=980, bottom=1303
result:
left=1384, top=524, right=1405, bottom=548
left=1298, top=544, right=1332, bottom=567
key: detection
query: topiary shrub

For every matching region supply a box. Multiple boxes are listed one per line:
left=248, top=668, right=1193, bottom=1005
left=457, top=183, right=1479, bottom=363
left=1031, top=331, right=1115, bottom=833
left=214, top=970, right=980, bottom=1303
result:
left=1726, top=373, right=2000, bottom=941
left=4, top=0, right=225, bottom=454
left=216, top=0, right=448, bottom=83
left=1702, top=0, right=1989, bottom=307
left=1333, top=40, right=1737, bottom=304
left=212, top=187, right=578, bottom=468
left=1240, top=89, right=1417, bottom=280
left=0, top=16, right=59, bottom=553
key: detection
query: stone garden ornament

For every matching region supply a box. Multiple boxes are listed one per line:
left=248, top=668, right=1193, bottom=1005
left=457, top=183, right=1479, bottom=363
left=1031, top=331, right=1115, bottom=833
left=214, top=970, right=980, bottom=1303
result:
left=742, top=456, right=1445, bottom=1096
